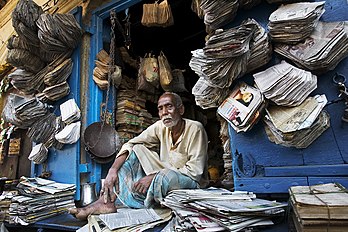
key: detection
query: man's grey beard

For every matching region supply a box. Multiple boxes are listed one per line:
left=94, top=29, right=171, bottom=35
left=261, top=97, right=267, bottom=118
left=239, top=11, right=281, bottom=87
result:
left=161, top=115, right=179, bottom=128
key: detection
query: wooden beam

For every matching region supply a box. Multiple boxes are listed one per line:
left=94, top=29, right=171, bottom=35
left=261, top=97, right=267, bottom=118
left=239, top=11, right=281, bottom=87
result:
left=264, top=164, right=348, bottom=177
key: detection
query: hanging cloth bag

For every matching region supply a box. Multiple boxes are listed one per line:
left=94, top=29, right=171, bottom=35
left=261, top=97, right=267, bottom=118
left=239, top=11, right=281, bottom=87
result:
left=142, top=53, right=159, bottom=87
left=157, top=0, right=174, bottom=27
left=158, top=51, right=173, bottom=90
left=141, top=2, right=159, bottom=27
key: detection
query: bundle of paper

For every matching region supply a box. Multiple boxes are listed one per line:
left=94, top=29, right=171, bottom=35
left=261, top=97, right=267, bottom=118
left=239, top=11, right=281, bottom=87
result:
left=217, top=82, right=265, bottom=133
left=42, top=81, right=70, bottom=101
left=190, top=49, right=247, bottom=89
left=191, top=77, right=230, bottom=109
left=85, top=208, right=172, bottom=232
left=44, top=58, right=73, bottom=86
left=289, top=183, right=348, bottom=232
left=245, top=18, right=273, bottom=73
left=200, top=0, right=239, bottom=30
left=268, top=1, right=325, bottom=43
left=7, top=177, right=76, bottom=225
left=204, top=25, right=255, bottom=58
left=264, top=95, right=330, bottom=148
left=115, top=90, right=155, bottom=142
left=275, top=21, right=348, bottom=74
left=60, top=98, right=81, bottom=124
left=27, top=112, right=64, bottom=149
left=162, top=188, right=286, bottom=231
left=253, top=61, right=317, bottom=106
left=2, top=93, right=49, bottom=129
left=8, top=69, right=38, bottom=95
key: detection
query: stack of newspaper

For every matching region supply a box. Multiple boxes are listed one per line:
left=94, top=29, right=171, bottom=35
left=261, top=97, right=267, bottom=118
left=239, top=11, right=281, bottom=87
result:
left=200, top=0, right=239, bottom=30
left=275, top=21, right=348, bottom=73
left=191, top=77, right=230, bottom=109
left=245, top=18, right=273, bottom=73
left=190, top=19, right=272, bottom=109
left=28, top=143, right=48, bottom=164
left=268, top=1, right=325, bottom=43
left=7, top=177, right=75, bottom=225
left=26, top=112, right=64, bottom=150
left=217, top=82, right=265, bottom=132
left=60, top=98, right=81, bottom=124
left=116, top=90, right=155, bottom=143
left=2, top=93, right=49, bottom=129
left=253, top=61, right=317, bottom=106
left=8, top=69, right=42, bottom=95
left=162, top=188, right=287, bottom=232
left=289, top=183, right=348, bottom=232
left=264, top=95, right=330, bottom=148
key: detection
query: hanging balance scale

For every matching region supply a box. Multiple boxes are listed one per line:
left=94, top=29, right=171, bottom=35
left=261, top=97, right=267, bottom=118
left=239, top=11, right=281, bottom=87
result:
left=83, top=11, right=121, bottom=163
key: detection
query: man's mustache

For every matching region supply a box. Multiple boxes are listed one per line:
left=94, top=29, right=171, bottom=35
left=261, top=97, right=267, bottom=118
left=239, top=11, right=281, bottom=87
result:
left=162, top=115, right=173, bottom=121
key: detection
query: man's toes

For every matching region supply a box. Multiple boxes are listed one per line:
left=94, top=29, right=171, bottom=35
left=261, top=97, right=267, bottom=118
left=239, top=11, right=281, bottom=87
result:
left=68, top=207, right=78, bottom=214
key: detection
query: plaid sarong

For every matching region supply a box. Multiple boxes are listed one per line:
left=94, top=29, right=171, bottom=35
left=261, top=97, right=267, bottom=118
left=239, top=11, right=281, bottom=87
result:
left=117, top=151, right=198, bottom=208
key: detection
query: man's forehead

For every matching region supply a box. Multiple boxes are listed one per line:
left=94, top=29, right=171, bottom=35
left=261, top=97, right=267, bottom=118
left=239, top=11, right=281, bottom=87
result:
left=158, top=95, right=175, bottom=106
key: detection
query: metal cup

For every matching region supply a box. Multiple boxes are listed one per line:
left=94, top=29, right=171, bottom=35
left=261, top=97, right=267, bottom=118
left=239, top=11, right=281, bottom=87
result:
left=80, top=183, right=98, bottom=207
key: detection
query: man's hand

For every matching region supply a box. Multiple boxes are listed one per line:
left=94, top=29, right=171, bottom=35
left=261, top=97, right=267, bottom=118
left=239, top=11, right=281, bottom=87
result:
left=133, top=173, right=156, bottom=195
left=101, top=167, right=119, bottom=203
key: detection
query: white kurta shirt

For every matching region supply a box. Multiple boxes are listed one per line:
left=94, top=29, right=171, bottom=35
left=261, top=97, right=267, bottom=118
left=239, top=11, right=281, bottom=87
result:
left=116, top=118, right=209, bottom=187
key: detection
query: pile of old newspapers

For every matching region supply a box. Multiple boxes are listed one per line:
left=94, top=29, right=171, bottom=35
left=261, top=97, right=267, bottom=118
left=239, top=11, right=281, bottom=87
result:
left=274, top=21, right=348, bottom=74
left=268, top=1, right=325, bottom=43
left=190, top=19, right=271, bottom=109
left=5, top=177, right=75, bottom=225
left=161, top=188, right=287, bottom=232
left=200, top=0, right=239, bottom=30
left=253, top=61, right=317, bottom=107
left=264, top=94, right=329, bottom=148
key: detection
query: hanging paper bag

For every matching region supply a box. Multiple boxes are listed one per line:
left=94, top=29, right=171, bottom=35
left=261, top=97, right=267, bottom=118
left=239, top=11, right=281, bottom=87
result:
left=137, top=57, right=156, bottom=94
left=162, top=69, right=188, bottom=92
left=141, top=2, right=159, bottom=27
left=142, top=53, right=159, bottom=87
left=157, top=0, right=174, bottom=27
left=158, top=51, right=173, bottom=90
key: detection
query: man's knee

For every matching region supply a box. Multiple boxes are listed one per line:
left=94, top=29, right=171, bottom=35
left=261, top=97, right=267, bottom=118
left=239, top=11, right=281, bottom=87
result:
left=156, top=169, right=197, bottom=190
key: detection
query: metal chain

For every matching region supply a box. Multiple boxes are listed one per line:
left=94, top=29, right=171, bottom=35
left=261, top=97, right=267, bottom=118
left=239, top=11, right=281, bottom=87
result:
left=87, top=10, right=117, bottom=151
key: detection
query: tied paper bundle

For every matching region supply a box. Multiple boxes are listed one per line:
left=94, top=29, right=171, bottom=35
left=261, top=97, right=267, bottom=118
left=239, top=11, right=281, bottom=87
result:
left=141, top=0, right=174, bottom=27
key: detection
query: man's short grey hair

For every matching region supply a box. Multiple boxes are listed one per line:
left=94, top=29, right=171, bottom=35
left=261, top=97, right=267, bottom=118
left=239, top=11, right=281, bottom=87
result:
left=159, top=92, right=183, bottom=107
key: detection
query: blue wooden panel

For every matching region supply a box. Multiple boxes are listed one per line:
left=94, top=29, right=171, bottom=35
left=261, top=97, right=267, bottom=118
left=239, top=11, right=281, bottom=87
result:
left=234, top=177, right=308, bottom=194
left=264, top=164, right=348, bottom=177
left=230, top=125, right=306, bottom=167
left=230, top=0, right=348, bottom=193
left=308, top=177, right=348, bottom=189
left=31, top=8, right=82, bottom=199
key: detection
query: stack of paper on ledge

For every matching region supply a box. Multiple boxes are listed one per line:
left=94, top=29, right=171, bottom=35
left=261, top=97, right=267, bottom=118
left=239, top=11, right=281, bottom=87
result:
left=289, top=183, right=348, bottom=232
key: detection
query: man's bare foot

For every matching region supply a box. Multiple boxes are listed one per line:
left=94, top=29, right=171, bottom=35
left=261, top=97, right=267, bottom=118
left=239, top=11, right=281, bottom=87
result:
left=69, top=198, right=117, bottom=220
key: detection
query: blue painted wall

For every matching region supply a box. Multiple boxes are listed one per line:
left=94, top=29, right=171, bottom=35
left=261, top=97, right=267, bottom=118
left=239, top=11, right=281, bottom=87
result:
left=229, top=0, right=348, bottom=193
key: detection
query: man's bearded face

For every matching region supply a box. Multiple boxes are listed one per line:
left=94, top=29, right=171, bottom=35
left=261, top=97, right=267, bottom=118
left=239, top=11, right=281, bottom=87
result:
left=157, top=96, right=182, bottom=128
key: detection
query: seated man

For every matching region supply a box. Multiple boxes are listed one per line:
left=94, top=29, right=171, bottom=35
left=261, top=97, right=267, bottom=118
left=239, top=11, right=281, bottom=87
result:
left=70, top=92, right=209, bottom=220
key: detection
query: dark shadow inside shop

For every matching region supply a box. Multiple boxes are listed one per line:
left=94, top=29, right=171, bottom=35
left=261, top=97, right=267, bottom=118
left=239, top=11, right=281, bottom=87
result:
left=98, top=0, right=226, bottom=187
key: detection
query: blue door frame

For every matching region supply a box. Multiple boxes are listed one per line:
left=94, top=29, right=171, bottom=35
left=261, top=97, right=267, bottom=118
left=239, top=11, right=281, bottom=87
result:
left=84, top=0, right=143, bottom=193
